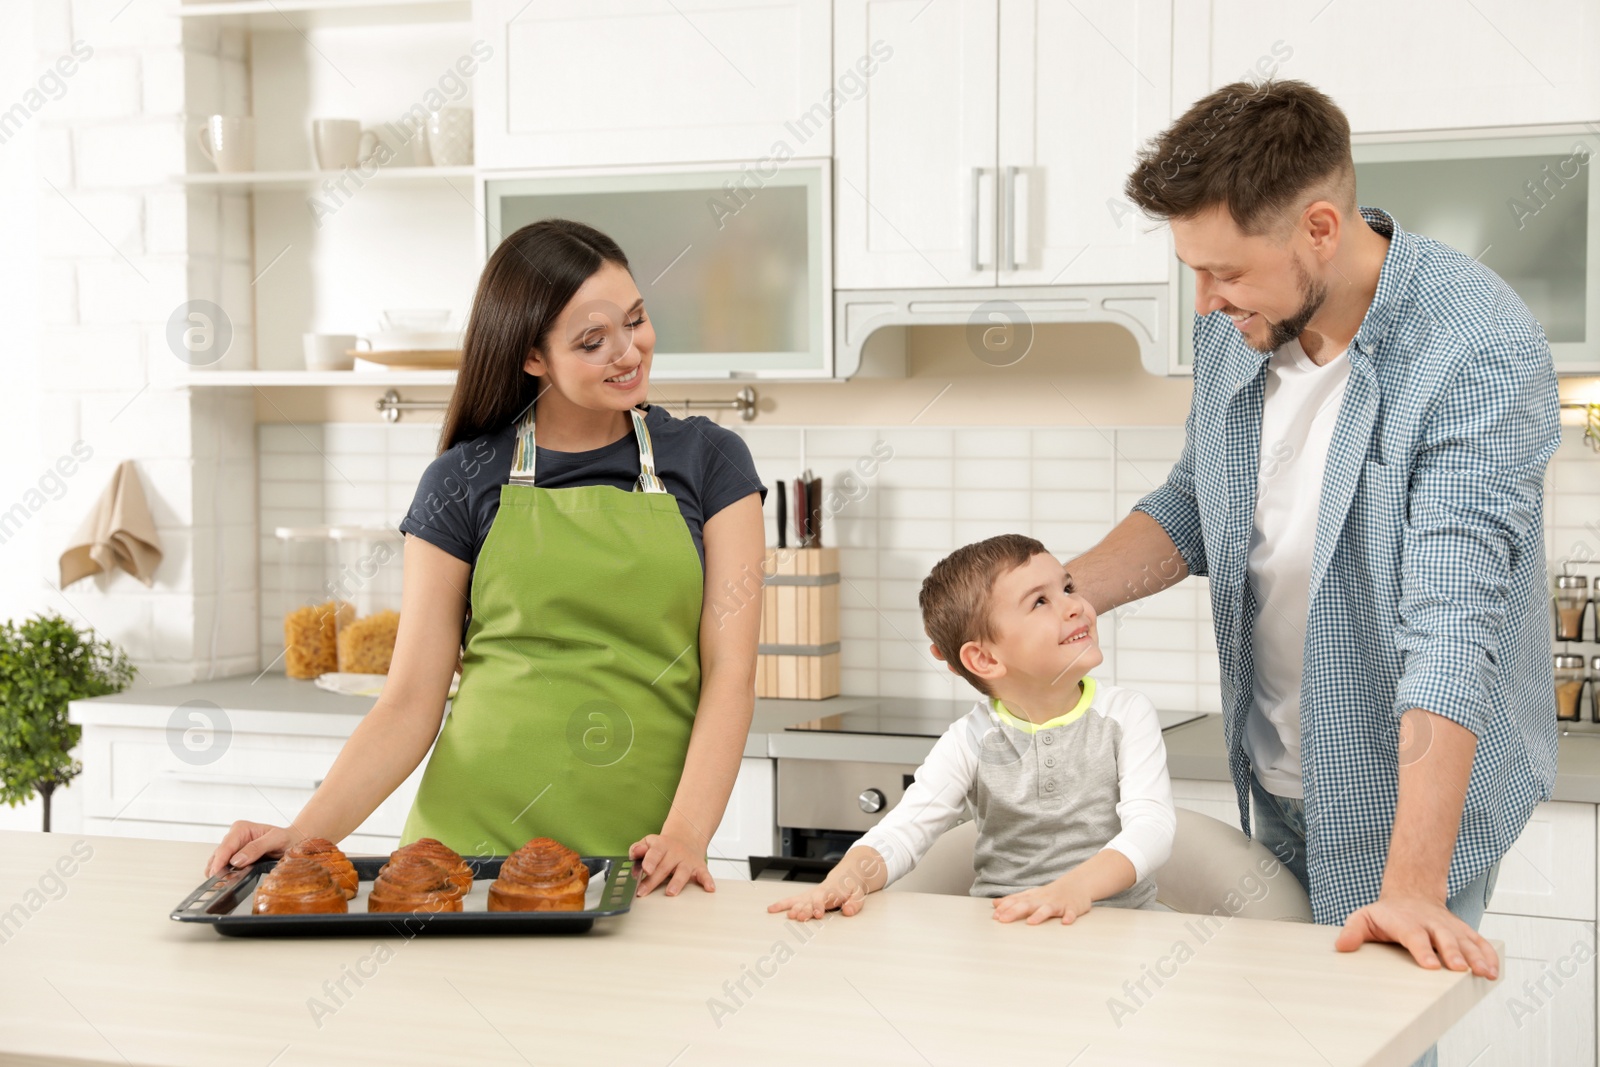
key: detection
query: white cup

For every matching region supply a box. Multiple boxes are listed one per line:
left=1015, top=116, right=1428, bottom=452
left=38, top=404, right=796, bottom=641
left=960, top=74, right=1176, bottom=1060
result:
left=312, top=118, right=381, bottom=170
left=302, top=333, right=366, bottom=371
left=197, top=115, right=255, bottom=174
left=422, top=108, right=473, bottom=166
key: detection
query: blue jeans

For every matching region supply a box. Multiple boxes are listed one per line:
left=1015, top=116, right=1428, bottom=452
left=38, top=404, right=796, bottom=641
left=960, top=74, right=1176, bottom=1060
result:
left=1250, top=773, right=1500, bottom=1067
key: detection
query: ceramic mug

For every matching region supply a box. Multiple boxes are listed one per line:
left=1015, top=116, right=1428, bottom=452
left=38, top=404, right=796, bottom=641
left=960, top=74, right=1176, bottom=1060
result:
left=311, top=118, right=381, bottom=170
left=422, top=107, right=473, bottom=167
left=302, top=333, right=367, bottom=371
left=197, top=115, right=255, bottom=174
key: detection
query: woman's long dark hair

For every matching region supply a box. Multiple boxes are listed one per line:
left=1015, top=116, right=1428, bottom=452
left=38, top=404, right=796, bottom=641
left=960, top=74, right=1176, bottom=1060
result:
left=439, top=219, right=630, bottom=454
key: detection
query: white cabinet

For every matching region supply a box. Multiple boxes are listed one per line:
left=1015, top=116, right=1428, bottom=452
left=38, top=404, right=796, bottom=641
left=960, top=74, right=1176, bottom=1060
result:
left=1177, top=1, right=1600, bottom=135
left=474, top=0, right=832, bottom=170
left=78, top=714, right=774, bottom=876
left=708, top=757, right=776, bottom=881
left=833, top=0, right=1172, bottom=290
left=832, top=0, right=998, bottom=289
left=77, top=720, right=426, bottom=856
left=1437, top=914, right=1596, bottom=1067
left=995, top=0, right=1172, bottom=286
left=1487, top=801, right=1597, bottom=922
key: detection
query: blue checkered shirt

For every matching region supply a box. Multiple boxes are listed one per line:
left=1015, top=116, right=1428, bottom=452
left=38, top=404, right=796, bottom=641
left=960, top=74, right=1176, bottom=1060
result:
left=1135, top=207, right=1560, bottom=925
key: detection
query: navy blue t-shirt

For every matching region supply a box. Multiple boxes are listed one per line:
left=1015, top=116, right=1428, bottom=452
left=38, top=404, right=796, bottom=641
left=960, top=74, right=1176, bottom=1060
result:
left=398, top=404, right=765, bottom=571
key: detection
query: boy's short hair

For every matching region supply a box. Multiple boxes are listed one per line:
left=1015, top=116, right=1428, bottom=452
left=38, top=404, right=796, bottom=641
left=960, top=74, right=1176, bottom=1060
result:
left=919, top=534, right=1047, bottom=696
left=1125, top=78, right=1355, bottom=236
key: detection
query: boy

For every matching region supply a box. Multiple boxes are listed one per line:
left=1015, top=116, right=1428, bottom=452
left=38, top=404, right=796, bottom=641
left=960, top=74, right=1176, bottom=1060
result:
left=769, top=534, right=1176, bottom=924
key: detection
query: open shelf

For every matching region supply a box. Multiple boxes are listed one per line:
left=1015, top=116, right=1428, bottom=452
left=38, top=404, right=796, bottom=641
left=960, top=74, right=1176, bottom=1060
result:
left=170, top=0, right=471, bottom=30
left=183, top=370, right=458, bottom=386
left=177, top=165, right=475, bottom=191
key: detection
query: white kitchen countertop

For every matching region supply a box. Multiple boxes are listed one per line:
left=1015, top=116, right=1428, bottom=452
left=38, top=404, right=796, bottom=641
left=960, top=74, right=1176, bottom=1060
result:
left=0, top=830, right=1494, bottom=1066
left=69, top=675, right=1200, bottom=764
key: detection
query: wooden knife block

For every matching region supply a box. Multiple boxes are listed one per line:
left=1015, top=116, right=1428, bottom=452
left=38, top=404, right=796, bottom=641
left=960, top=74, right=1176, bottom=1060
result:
left=756, top=546, right=840, bottom=700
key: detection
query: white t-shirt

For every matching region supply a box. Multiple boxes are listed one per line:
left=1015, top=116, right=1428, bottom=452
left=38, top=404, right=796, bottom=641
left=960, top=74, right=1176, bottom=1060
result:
left=1245, top=337, right=1352, bottom=799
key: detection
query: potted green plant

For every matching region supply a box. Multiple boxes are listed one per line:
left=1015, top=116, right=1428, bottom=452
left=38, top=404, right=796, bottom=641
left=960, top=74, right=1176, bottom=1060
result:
left=0, top=612, right=134, bottom=832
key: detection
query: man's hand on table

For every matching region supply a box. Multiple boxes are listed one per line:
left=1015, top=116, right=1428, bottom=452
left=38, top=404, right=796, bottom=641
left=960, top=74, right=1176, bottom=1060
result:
left=1335, top=889, right=1499, bottom=978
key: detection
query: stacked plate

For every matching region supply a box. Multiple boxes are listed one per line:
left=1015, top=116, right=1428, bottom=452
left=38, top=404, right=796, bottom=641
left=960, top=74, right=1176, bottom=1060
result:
left=353, top=310, right=463, bottom=370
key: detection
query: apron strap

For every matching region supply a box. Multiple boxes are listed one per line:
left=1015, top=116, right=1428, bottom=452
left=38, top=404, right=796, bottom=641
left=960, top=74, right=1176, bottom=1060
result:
left=508, top=403, right=667, bottom=494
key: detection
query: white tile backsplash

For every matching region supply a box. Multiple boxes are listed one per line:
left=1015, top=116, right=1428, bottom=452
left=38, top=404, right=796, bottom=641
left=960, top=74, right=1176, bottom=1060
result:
left=251, top=421, right=1600, bottom=715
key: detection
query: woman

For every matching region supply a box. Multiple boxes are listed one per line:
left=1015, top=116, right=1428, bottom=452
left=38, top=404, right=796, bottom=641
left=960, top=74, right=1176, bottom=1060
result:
left=206, top=220, right=767, bottom=898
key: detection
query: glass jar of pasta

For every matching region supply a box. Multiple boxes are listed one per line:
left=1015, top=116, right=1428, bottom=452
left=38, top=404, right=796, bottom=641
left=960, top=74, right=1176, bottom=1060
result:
left=329, top=526, right=405, bottom=675
left=275, top=526, right=350, bottom=680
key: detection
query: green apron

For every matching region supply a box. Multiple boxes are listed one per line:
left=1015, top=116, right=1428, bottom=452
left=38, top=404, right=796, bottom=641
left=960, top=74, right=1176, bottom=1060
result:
left=402, top=404, right=703, bottom=857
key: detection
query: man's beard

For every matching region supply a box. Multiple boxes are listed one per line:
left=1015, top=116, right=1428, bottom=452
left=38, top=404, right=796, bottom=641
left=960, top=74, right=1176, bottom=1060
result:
left=1245, top=258, right=1328, bottom=353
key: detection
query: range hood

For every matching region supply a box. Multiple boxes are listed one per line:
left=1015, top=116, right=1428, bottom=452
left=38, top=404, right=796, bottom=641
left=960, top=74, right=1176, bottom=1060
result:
left=835, top=282, right=1173, bottom=378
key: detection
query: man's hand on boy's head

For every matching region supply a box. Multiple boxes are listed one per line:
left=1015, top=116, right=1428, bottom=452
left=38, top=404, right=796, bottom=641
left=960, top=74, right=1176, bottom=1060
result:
left=992, top=874, right=1095, bottom=926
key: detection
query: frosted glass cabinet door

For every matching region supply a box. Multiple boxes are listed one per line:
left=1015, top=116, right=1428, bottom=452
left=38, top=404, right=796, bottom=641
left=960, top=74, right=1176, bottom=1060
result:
left=833, top=0, right=1000, bottom=289
left=996, top=0, right=1173, bottom=287
left=1354, top=136, right=1600, bottom=373
left=474, top=0, right=831, bottom=169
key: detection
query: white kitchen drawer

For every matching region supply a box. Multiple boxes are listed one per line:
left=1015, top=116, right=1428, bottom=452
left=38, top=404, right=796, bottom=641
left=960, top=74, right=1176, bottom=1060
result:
left=1436, top=913, right=1596, bottom=1067
left=80, top=722, right=427, bottom=844
left=1488, top=801, right=1596, bottom=923
left=83, top=816, right=401, bottom=859
left=708, top=757, right=776, bottom=881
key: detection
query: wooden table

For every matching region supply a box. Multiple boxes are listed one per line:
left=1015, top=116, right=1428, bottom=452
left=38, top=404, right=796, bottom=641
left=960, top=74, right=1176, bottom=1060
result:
left=0, top=832, right=1495, bottom=1066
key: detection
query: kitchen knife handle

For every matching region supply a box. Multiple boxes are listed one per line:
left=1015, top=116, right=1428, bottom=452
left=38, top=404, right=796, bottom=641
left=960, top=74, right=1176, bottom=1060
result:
left=807, top=477, right=823, bottom=548
left=776, top=480, right=787, bottom=549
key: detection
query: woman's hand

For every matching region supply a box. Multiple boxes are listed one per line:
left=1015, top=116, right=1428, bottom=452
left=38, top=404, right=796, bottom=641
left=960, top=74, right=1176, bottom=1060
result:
left=203, top=821, right=305, bottom=877
left=629, top=830, right=716, bottom=898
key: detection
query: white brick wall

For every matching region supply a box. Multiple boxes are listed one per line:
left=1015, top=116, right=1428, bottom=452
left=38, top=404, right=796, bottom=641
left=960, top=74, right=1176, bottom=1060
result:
left=256, top=421, right=1224, bottom=711
left=21, top=0, right=261, bottom=712
left=259, top=418, right=1600, bottom=716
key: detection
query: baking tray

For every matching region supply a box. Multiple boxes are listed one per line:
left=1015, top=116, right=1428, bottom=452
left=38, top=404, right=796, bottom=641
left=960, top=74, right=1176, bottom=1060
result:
left=171, top=854, right=635, bottom=937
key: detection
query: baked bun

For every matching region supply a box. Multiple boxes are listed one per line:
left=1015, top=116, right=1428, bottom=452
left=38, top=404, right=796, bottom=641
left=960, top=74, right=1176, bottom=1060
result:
left=487, top=837, right=590, bottom=912
left=367, top=853, right=464, bottom=914
left=252, top=857, right=348, bottom=915
left=284, top=837, right=358, bottom=899
left=394, top=837, right=474, bottom=896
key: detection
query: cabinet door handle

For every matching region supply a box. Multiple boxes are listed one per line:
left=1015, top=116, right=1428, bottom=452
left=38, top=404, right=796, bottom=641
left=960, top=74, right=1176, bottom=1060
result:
left=1002, top=165, right=1020, bottom=272
left=971, top=166, right=994, bottom=272
left=159, top=769, right=324, bottom=790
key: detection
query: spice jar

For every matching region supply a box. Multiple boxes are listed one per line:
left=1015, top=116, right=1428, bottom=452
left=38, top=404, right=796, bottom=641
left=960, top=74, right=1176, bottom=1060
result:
left=1555, top=574, right=1590, bottom=641
left=1556, top=654, right=1586, bottom=722
left=1591, top=656, right=1600, bottom=724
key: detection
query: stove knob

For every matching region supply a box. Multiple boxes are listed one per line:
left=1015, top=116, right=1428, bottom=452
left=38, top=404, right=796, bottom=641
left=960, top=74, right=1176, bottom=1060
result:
left=858, top=788, right=886, bottom=814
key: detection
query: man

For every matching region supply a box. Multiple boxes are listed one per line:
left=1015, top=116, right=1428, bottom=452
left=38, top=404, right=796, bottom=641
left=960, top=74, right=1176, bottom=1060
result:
left=1070, top=80, right=1558, bottom=993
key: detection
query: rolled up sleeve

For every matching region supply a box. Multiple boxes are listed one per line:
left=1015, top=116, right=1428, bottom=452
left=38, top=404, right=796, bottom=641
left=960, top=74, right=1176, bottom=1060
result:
left=1133, top=394, right=1209, bottom=580
left=1394, top=345, right=1558, bottom=737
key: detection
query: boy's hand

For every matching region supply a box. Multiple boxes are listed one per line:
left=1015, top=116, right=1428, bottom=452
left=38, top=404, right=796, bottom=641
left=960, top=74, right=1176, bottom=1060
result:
left=993, top=874, right=1095, bottom=925
left=767, top=879, right=867, bottom=922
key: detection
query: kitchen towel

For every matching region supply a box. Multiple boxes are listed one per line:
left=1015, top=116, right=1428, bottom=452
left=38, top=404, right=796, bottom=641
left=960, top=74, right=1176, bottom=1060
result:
left=59, top=460, right=163, bottom=587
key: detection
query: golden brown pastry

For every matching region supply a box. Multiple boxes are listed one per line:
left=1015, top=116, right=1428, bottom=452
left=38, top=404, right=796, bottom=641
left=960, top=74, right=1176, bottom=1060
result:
left=252, top=857, right=348, bottom=915
left=285, top=837, right=358, bottom=900
left=367, top=853, right=464, bottom=914
left=488, top=837, right=590, bottom=912
left=394, top=837, right=474, bottom=897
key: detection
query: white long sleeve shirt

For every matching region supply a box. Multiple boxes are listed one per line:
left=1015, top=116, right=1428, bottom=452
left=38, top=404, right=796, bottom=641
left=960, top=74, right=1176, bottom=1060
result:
left=855, top=678, right=1177, bottom=906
